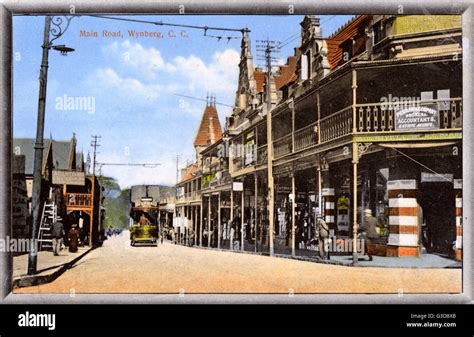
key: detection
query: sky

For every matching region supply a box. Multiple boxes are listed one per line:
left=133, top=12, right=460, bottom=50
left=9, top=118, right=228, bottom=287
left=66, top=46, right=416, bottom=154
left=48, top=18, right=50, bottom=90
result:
left=13, top=14, right=353, bottom=188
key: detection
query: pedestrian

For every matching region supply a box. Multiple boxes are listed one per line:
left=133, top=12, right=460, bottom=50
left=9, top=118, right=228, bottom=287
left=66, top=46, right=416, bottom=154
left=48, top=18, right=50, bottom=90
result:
left=68, top=224, right=79, bottom=253
left=229, top=223, right=235, bottom=250
left=316, top=215, right=330, bottom=259
left=78, top=216, right=84, bottom=246
left=51, top=220, right=65, bottom=256
left=359, top=209, right=378, bottom=261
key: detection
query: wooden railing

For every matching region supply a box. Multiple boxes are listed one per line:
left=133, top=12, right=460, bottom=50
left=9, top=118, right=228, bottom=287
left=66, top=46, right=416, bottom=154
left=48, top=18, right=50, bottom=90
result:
left=66, top=193, right=91, bottom=207
left=256, top=144, right=268, bottom=165
left=294, top=122, right=318, bottom=152
left=231, top=99, right=462, bottom=165
left=273, top=134, right=292, bottom=159
left=319, top=106, right=353, bottom=143
left=355, top=98, right=462, bottom=133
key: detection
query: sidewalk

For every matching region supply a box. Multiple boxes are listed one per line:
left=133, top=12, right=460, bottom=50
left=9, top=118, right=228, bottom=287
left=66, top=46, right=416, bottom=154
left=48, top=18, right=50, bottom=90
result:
left=13, top=246, right=93, bottom=289
left=187, top=241, right=461, bottom=269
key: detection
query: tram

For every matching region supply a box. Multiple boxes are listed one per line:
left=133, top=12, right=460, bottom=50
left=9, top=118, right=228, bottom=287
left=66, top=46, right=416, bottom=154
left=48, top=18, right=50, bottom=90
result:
left=129, top=185, right=160, bottom=246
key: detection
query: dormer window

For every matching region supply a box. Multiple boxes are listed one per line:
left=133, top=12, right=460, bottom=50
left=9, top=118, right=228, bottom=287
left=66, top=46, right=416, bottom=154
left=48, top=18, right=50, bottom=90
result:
left=300, top=51, right=311, bottom=80
left=239, top=88, right=247, bottom=109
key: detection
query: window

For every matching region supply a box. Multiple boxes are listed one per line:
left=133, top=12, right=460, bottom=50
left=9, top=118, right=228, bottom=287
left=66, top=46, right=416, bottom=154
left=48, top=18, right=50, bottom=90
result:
left=300, top=53, right=309, bottom=80
left=372, top=22, right=382, bottom=45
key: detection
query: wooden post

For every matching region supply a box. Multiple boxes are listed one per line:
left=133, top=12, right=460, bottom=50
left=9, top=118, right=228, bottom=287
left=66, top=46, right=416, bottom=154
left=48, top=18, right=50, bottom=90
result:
left=317, top=90, right=321, bottom=144
left=291, top=172, right=296, bottom=256
left=351, top=68, right=358, bottom=265
left=352, top=142, right=359, bottom=264
left=291, top=99, right=295, bottom=152
left=199, top=200, right=203, bottom=247
left=194, top=206, right=197, bottom=246
left=254, top=172, right=258, bottom=252
left=241, top=188, right=244, bottom=251
left=230, top=185, right=234, bottom=250
left=89, top=176, right=94, bottom=246
left=218, top=192, right=221, bottom=249
left=208, top=195, right=211, bottom=248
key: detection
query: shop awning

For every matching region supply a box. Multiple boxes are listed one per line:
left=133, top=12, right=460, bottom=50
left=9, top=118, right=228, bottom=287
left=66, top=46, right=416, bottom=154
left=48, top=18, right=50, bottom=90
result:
left=378, top=142, right=456, bottom=149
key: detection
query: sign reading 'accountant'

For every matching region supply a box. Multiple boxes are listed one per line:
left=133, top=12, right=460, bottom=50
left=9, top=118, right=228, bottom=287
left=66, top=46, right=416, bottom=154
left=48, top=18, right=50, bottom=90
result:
left=395, top=105, right=439, bottom=131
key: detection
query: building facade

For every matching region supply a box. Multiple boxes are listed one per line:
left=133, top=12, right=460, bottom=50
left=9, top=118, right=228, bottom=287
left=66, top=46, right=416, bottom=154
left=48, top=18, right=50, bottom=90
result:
left=175, top=15, right=463, bottom=261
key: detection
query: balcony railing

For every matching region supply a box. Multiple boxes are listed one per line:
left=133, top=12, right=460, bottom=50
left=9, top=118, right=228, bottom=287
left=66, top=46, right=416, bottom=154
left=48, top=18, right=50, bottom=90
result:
left=319, top=106, right=353, bottom=143
left=273, top=134, right=292, bottom=159
left=231, top=99, right=462, bottom=166
left=294, top=122, right=318, bottom=152
left=355, top=98, right=462, bottom=133
left=66, top=193, right=92, bottom=207
left=256, top=144, right=268, bottom=165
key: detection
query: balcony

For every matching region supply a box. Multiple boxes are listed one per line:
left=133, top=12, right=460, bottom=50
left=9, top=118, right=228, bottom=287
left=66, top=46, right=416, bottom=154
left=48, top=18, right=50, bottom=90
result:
left=272, top=98, right=462, bottom=160
left=66, top=193, right=92, bottom=207
left=355, top=98, right=462, bottom=133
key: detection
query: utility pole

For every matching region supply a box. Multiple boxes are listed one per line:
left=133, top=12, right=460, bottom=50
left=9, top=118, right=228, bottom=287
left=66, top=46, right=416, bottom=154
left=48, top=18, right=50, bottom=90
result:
left=257, top=39, right=279, bottom=256
left=91, top=135, right=101, bottom=177
left=175, top=155, right=180, bottom=184
left=89, top=135, right=101, bottom=246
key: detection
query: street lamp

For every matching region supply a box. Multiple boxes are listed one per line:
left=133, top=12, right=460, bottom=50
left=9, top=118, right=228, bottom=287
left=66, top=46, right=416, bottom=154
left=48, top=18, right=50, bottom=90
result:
left=28, top=15, right=75, bottom=275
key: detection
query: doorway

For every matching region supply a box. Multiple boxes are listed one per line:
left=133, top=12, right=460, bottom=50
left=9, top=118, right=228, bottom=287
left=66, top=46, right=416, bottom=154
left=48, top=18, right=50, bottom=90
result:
left=419, top=182, right=455, bottom=257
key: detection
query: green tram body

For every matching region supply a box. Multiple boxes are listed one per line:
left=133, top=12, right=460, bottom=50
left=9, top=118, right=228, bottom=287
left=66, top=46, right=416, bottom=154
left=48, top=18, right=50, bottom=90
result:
left=129, top=206, right=159, bottom=246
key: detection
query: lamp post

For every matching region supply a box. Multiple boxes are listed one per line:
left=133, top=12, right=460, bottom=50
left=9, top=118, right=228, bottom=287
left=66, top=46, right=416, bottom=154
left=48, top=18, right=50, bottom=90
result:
left=28, top=15, right=75, bottom=275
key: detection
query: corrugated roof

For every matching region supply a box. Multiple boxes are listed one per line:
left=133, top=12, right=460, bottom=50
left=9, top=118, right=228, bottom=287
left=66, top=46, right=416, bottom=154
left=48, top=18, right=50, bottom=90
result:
left=194, top=104, right=223, bottom=146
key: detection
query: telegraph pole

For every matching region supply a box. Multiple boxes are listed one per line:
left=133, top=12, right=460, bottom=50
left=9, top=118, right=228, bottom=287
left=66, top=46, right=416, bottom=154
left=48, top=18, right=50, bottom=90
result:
left=91, top=135, right=101, bottom=177
left=257, top=39, right=279, bottom=256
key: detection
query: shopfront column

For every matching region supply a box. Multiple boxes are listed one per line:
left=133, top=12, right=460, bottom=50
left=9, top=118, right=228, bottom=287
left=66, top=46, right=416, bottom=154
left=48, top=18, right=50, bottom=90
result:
left=199, top=200, right=203, bottom=247
left=217, top=192, right=221, bottom=249
left=454, top=180, right=462, bottom=261
left=386, top=179, right=419, bottom=257
left=194, top=206, right=197, bottom=246
left=241, top=188, right=245, bottom=251
left=291, top=172, right=296, bottom=256
left=208, top=195, right=211, bottom=248
left=321, top=163, right=336, bottom=232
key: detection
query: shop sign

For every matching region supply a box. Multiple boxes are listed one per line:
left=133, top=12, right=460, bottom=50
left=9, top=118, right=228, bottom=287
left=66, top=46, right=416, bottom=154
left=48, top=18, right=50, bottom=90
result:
left=232, top=182, right=243, bottom=191
left=277, top=186, right=291, bottom=193
left=354, top=132, right=462, bottom=143
left=421, top=172, right=453, bottom=183
left=395, top=105, right=439, bottom=131
left=337, top=196, right=349, bottom=210
left=52, top=170, right=85, bottom=186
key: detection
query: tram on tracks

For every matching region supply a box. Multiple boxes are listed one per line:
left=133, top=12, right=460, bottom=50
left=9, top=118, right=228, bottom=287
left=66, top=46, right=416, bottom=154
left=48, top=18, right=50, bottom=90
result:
left=129, top=185, right=160, bottom=246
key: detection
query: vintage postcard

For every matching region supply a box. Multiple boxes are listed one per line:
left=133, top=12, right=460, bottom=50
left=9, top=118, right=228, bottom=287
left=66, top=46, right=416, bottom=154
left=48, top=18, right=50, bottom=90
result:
left=1, top=1, right=471, bottom=311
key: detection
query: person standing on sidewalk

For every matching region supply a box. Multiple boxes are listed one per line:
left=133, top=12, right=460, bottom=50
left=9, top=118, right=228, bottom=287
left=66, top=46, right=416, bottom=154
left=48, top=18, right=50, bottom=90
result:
left=51, top=220, right=65, bottom=256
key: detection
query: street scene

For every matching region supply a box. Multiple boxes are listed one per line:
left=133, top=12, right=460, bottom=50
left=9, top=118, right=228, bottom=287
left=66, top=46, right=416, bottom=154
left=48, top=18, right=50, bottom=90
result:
left=11, top=14, right=463, bottom=294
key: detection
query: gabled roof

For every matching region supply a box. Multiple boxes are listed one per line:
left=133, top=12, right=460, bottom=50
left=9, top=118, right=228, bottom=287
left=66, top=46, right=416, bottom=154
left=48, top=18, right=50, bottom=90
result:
left=194, top=103, right=223, bottom=147
left=326, top=15, right=370, bottom=70
left=13, top=137, right=76, bottom=175
left=181, top=163, right=198, bottom=182
left=275, top=49, right=301, bottom=90
left=254, top=71, right=266, bottom=93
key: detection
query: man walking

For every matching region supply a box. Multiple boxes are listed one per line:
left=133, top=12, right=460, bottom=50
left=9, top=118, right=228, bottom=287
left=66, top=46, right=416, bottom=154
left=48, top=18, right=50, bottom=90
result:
left=359, top=209, right=378, bottom=261
left=51, top=220, right=65, bottom=256
left=316, top=215, right=330, bottom=259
